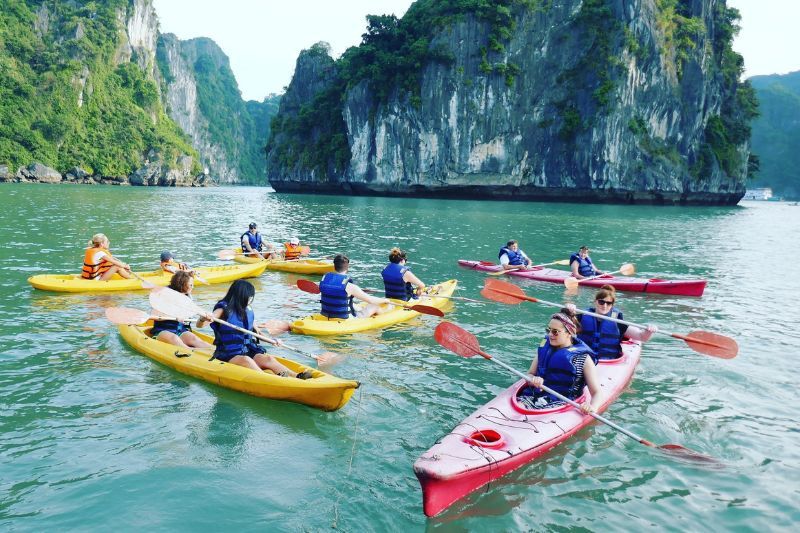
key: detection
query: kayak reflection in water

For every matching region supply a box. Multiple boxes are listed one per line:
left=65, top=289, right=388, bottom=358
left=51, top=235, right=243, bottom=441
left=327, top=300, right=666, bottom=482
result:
left=499, top=239, right=533, bottom=270
left=151, top=271, right=214, bottom=351
left=569, top=245, right=604, bottom=279
left=319, top=254, right=391, bottom=319
left=568, top=285, right=658, bottom=360
left=197, top=280, right=312, bottom=379
left=519, top=308, right=603, bottom=413
left=381, top=247, right=426, bottom=301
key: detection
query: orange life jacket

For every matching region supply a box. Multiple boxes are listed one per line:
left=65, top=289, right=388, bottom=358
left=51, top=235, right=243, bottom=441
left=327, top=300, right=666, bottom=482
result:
left=284, top=242, right=302, bottom=260
left=82, top=247, right=113, bottom=279
left=160, top=259, right=190, bottom=273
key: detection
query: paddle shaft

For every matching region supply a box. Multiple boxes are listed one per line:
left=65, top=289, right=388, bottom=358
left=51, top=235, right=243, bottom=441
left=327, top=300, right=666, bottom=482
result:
left=360, top=287, right=480, bottom=303
left=490, top=286, right=728, bottom=350
left=472, top=346, right=652, bottom=446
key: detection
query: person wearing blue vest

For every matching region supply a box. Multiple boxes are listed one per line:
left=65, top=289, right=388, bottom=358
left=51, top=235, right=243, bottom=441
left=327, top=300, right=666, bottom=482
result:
left=499, top=240, right=532, bottom=271
left=320, top=254, right=391, bottom=319
left=518, top=308, right=603, bottom=413
left=241, top=222, right=276, bottom=260
left=381, top=248, right=426, bottom=301
left=197, top=280, right=312, bottom=379
left=151, top=270, right=215, bottom=351
left=569, top=245, right=604, bottom=279
left=567, top=285, right=657, bottom=360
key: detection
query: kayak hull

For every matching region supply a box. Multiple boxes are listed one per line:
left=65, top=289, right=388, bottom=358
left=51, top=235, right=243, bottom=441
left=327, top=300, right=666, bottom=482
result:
left=413, top=341, right=641, bottom=517
left=28, top=262, right=268, bottom=293
left=118, top=322, right=359, bottom=411
left=232, top=248, right=334, bottom=274
left=458, top=260, right=706, bottom=296
left=291, top=279, right=458, bottom=336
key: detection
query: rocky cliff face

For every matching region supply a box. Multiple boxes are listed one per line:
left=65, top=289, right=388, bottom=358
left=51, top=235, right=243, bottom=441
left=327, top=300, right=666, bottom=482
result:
left=268, top=0, right=757, bottom=205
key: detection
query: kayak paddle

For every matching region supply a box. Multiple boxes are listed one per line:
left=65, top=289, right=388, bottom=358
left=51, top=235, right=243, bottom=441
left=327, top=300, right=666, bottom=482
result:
left=434, top=321, right=718, bottom=463
left=481, top=278, right=738, bottom=359
left=296, top=279, right=446, bottom=317
left=148, top=288, right=338, bottom=365
left=127, top=269, right=157, bottom=290
left=105, top=306, right=174, bottom=325
left=353, top=285, right=483, bottom=304
left=564, top=263, right=635, bottom=290
left=486, top=259, right=570, bottom=276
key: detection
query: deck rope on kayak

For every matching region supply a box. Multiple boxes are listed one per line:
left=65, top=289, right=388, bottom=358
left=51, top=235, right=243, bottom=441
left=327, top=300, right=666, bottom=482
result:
left=332, top=385, right=364, bottom=529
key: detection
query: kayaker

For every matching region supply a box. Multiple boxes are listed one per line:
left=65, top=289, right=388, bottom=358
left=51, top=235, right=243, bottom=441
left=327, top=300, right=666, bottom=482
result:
left=81, top=233, right=132, bottom=281
left=320, top=254, right=391, bottom=319
left=569, top=246, right=604, bottom=279
left=241, top=223, right=275, bottom=260
left=151, top=271, right=215, bottom=351
left=499, top=240, right=532, bottom=270
left=160, top=251, right=191, bottom=274
left=283, top=237, right=303, bottom=261
left=197, top=280, right=313, bottom=379
left=381, top=247, right=426, bottom=301
left=567, top=285, right=657, bottom=360
left=519, top=309, right=603, bottom=413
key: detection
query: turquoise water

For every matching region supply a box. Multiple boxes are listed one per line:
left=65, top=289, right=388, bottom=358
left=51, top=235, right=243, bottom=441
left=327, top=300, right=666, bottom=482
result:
left=0, top=184, right=797, bottom=530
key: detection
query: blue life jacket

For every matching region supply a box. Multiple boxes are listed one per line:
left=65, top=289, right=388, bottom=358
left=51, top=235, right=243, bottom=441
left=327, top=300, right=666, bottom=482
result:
left=532, top=338, right=595, bottom=402
left=382, top=262, right=413, bottom=301
left=319, top=272, right=355, bottom=319
left=499, top=247, right=526, bottom=266
left=151, top=319, right=191, bottom=337
left=579, top=307, right=623, bottom=360
left=241, top=231, right=263, bottom=251
left=211, top=301, right=263, bottom=359
left=570, top=252, right=596, bottom=277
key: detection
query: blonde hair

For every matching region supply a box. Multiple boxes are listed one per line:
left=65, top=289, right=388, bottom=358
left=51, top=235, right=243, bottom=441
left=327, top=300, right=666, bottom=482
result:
left=88, top=233, right=108, bottom=248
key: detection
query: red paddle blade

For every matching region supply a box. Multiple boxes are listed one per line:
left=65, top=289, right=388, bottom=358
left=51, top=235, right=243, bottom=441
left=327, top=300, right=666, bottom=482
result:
left=296, top=279, right=321, bottom=294
left=434, top=322, right=481, bottom=357
left=681, top=330, right=739, bottom=359
left=481, top=278, right=526, bottom=304
left=409, top=304, right=445, bottom=317
left=105, top=307, right=150, bottom=325
left=658, top=444, right=723, bottom=465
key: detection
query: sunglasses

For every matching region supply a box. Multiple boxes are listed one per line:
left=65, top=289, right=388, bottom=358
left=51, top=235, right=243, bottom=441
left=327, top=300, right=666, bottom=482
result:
left=596, top=299, right=614, bottom=305
left=545, top=327, right=568, bottom=336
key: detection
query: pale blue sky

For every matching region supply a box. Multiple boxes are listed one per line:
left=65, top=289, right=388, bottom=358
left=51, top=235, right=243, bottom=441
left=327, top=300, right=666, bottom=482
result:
left=152, top=0, right=798, bottom=101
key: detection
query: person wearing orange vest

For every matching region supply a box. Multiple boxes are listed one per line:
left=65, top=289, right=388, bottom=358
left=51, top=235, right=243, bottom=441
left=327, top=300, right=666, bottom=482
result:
left=81, top=233, right=132, bottom=280
left=160, top=251, right=191, bottom=274
left=283, top=237, right=303, bottom=261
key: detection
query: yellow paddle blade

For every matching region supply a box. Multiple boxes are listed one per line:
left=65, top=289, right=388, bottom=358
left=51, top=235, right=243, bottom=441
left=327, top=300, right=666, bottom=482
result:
left=619, top=263, right=635, bottom=276
left=217, top=249, right=237, bottom=260
left=564, top=276, right=580, bottom=290
left=553, top=259, right=571, bottom=266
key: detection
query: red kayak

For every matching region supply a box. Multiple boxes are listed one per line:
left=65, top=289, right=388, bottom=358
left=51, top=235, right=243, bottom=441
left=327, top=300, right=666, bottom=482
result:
left=458, top=260, right=706, bottom=296
left=413, top=340, right=641, bottom=517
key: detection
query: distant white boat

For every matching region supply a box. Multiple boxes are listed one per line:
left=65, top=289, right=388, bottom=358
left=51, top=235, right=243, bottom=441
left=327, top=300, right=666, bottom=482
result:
left=743, top=188, right=773, bottom=200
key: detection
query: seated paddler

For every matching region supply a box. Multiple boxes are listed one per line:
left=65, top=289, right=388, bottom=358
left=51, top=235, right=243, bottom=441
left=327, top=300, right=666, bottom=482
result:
left=381, top=247, right=426, bottom=301
left=499, top=239, right=532, bottom=270
left=319, top=254, right=390, bottom=320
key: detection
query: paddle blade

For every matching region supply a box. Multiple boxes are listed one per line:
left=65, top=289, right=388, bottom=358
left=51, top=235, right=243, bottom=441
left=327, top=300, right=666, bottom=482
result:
left=316, top=351, right=343, bottom=366
left=553, top=259, right=571, bottom=266
left=300, top=246, right=311, bottom=255
left=258, top=319, right=291, bottom=336
left=149, top=287, right=201, bottom=321
left=658, top=444, right=723, bottom=465
left=481, top=278, right=526, bottom=305
left=105, top=307, right=150, bottom=325
left=434, top=321, right=481, bottom=357
left=619, top=263, right=636, bottom=276
left=564, top=276, right=580, bottom=290
left=296, top=279, right=321, bottom=294
left=217, top=249, right=236, bottom=260
left=486, top=268, right=510, bottom=276
left=409, top=304, right=445, bottom=317
left=681, top=330, right=739, bottom=359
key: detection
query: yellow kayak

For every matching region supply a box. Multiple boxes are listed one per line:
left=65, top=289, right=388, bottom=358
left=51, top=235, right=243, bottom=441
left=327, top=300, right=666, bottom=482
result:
left=118, top=322, right=359, bottom=411
left=291, top=279, right=458, bottom=336
left=232, top=248, right=334, bottom=275
left=28, top=262, right=268, bottom=293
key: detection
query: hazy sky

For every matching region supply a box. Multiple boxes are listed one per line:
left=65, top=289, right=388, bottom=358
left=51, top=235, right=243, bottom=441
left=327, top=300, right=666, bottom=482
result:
left=152, top=0, right=799, bottom=101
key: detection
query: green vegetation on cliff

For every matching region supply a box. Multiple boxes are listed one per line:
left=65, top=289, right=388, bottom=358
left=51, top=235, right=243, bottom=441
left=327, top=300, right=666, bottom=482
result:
left=0, top=0, right=197, bottom=176
left=749, top=72, right=800, bottom=199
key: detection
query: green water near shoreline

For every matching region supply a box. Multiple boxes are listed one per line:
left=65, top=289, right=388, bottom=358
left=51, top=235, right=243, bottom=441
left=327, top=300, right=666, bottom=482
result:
left=0, top=183, right=798, bottom=531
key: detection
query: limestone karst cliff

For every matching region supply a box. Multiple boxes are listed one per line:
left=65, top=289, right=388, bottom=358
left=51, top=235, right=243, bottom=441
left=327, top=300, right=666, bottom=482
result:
left=267, top=0, right=758, bottom=205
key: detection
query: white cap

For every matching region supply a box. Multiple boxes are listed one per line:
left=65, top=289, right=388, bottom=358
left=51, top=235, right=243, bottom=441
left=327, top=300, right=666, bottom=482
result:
left=289, top=237, right=300, bottom=245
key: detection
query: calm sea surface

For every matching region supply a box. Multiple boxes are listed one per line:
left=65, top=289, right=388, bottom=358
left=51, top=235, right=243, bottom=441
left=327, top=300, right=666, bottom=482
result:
left=0, top=184, right=797, bottom=531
